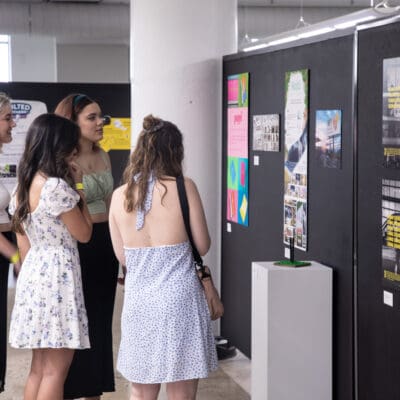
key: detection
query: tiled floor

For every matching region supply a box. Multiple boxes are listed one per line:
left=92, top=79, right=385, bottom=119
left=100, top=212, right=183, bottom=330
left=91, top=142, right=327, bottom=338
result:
left=3, top=284, right=251, bottom=399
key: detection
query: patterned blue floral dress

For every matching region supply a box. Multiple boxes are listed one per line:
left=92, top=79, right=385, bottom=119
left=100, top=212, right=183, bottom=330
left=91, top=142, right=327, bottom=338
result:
left=8, top=178, right=90, bottom=349
left=117, top=176, right=218, bottom=384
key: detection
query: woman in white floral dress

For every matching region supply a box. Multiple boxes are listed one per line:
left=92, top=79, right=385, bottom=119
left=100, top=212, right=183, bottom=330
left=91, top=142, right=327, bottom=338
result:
left=9, top=114, right=93, bottom=400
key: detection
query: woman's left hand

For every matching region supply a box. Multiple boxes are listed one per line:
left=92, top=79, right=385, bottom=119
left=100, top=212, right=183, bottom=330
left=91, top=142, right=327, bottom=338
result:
left=13, top=260, right=21, bottom=278
left=118, top=265, right=127, bottom=285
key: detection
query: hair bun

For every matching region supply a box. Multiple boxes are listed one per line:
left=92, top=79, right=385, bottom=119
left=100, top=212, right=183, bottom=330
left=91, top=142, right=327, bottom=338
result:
left=143, top=114, right=164, bottom=133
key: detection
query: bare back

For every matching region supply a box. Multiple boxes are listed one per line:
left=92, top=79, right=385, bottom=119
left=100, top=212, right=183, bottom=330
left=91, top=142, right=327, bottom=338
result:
left=109, top=176, right=210, bottom=265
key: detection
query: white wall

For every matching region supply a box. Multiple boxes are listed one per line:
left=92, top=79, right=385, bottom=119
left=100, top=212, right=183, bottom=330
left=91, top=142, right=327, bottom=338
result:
left=131, top=0, right=238, bottom=317
left=10, top=35, right=57, bottom=82
left=57, top=44, right=129, bottom=83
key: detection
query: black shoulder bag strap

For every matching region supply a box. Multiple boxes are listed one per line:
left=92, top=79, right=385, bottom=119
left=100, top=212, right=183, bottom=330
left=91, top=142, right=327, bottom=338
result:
left=176, top=175, right=203, bottom=266
left=176, top=175, right=213, bottom=282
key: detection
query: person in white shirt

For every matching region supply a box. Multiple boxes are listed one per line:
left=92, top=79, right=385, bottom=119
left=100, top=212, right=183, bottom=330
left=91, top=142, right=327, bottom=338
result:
left=0, top=92, right=20, bottom=393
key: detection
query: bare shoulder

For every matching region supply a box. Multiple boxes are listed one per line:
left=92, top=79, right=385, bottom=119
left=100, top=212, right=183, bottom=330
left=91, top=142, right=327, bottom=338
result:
left=112, top=184, right=127, bottom=200
left=183, top=176, right=195, bottom=188
left=30, top=174, right=47, bottom=193
left=183, top=176, right=199, bottom=194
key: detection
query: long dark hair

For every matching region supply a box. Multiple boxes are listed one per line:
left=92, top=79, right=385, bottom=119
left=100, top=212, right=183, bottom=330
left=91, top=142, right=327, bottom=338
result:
left=123, top=114, right=184, bottom=212
left=12, top=113, right=80, bottom=233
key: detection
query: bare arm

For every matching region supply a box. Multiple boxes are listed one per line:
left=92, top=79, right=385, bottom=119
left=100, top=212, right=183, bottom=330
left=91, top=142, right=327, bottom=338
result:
left=0, top=231, right=21, bottom=275
left=16, top=232, right=30, bottom=262
left=60, top=161, right=93, bottom=243
left=0, top=232, right=18, bottom=260
left=109, top=188, right=126, bottom=266
left=185, top=177, right=211, bottom=256
left=60, top=192, right=93, bottom=243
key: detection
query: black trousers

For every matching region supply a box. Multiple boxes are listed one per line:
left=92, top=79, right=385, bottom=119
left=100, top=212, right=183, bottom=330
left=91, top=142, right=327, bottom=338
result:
left=63, top=222, right=118, bottom=399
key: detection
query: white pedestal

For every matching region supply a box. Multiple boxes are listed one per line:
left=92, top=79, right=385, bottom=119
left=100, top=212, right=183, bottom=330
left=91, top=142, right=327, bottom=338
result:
left=251, top=261, right=332, bottom=400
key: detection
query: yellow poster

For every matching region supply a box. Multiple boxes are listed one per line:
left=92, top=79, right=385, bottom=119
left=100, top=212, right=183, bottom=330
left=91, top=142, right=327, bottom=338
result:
left=99, top=117, right=131, bottom=152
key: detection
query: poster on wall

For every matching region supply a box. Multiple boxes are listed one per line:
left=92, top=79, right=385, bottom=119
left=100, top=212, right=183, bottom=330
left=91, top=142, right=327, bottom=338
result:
left=252, top=114, right=280, bottom=152
left=99, top=117, right=131, bottom=152
left=315, top=110, right=342, bottom=168
left=382, top=178, right=400, bottom=289
left=283, top=69, right=309, bottom=251
left=227, top=73, right=249, bottom=226
left=383, top=57, right=400, bottom=168
left=1, top=100, right=47, bottom=194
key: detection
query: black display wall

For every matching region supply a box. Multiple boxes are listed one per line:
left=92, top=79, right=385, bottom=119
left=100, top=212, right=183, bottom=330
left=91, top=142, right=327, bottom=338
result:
left=357, top=20, right=400, bottom=400
left=222, top=36, right=355, bottom=400
left=0, top=82, right=130, bottom=186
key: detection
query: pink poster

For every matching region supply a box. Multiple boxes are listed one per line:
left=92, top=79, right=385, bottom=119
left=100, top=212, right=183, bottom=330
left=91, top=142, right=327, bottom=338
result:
left=227, top=107, right=248, bottom=158
left=228, top=77, right=239, bottom=105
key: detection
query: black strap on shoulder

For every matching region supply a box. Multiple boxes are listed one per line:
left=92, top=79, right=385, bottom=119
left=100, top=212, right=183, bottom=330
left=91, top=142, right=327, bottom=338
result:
left=176, top=175, right=203, bottom=266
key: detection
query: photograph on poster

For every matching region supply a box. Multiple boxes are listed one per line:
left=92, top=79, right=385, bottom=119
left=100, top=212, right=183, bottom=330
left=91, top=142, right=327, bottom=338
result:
left=315, top=109, right=342, bottom=168
left=382, top=178, right=400, bottom=289
left=284, top=200, right=296, bottom=226
left=383, top=57, right=400, bottom=168
left=296, top=201, right=307, bottom=249
left=283, top=69, right=309, bottom=251
left=252, top=114, right=280, bottom=151
left=284, top=224, right=294, bottom=243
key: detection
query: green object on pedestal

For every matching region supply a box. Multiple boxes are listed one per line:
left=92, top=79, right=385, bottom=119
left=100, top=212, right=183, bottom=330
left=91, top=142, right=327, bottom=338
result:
left=274, top=260, right=311, bottom=267
left=275, top=237, right=311, bottom=267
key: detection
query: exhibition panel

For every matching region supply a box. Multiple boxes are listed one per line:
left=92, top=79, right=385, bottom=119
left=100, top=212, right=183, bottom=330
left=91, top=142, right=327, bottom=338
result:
left=222, top=34, right=354, bottom=400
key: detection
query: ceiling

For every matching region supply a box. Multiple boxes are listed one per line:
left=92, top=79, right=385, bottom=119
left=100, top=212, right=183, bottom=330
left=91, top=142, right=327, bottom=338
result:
left=238, top=0, right=372, bottom=6
left=0, top=0, right=130, bottom=2
left=0, top=0, right=373, bottom=5
left=0, top=0, right=395, bottom=46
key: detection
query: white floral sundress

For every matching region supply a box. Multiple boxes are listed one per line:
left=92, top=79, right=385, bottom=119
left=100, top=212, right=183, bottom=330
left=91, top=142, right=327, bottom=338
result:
left=9, top=178, right=90, bottom=349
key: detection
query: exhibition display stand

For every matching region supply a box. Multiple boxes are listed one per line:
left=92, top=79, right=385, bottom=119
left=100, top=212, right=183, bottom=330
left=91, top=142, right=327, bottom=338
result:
left=251, top=261, right=332, bottom=400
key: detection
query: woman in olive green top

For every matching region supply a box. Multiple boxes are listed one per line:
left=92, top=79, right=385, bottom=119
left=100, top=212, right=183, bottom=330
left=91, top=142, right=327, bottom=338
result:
left=55, top=94, right=118, bottom=400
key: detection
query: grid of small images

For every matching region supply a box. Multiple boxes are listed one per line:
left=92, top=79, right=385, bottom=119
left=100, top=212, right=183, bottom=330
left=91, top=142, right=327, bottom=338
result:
left=252, top=114, right=280, bottom=152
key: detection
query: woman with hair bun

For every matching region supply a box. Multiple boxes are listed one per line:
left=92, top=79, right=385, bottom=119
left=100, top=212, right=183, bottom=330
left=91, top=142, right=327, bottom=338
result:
left=109, top=114, right=218, bottom=400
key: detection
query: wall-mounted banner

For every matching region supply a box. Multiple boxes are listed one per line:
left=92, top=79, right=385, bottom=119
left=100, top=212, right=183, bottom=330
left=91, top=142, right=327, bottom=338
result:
left=382, top=178, right=400, bottom=289
left=99, top=117, right=131, bottom=152
left=315, top=110, right=342, bottom=168
left=1, top=100, right=47, bottom=194
left=252, top=114, right=280, bottom=152
left=227, top=73, right=249, bottom=226
left=283, top=69, right=309, bottom=251
left=383, top=57, right=400, bottom=168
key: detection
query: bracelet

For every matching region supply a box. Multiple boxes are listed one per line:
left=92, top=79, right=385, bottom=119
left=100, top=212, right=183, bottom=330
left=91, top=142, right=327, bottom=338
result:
left=10, top=250, right=20, bottom=264
left=75, top=182, right=84, bottom=190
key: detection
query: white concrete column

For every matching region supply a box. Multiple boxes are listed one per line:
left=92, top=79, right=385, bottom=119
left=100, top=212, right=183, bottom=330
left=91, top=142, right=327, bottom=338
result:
left=10, top=35, right=57, bottom=82
left=131, top=0, right=237, bottom=316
